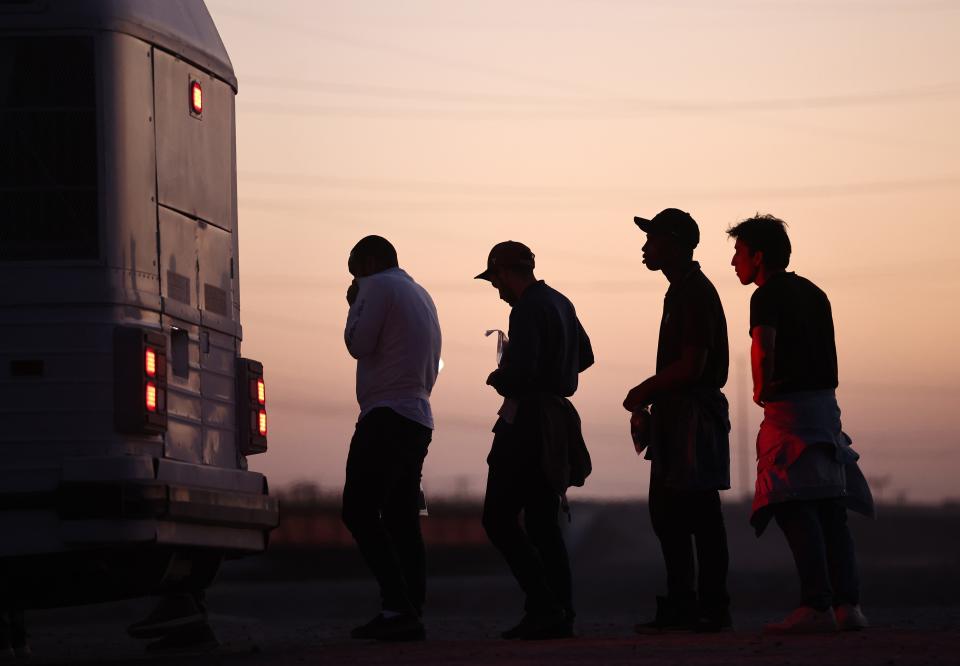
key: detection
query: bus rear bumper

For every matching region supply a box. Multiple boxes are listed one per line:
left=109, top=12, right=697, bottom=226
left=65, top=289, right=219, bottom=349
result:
left=0, top=455, right=279, bottom=556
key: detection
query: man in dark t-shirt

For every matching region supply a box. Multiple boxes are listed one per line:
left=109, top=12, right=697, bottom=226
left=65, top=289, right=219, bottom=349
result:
left=624, top=208, right=732, bottom=633
left=729, top=214, right=873, bottom=635
left=750, top=272, right=838, bottom=397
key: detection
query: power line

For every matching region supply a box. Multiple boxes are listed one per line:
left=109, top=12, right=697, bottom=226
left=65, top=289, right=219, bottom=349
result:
left=212, top=6, right=615, bottom=96
left=241, top=75, right=960, bottom=114
left=236, top=174, right=960, bottom=204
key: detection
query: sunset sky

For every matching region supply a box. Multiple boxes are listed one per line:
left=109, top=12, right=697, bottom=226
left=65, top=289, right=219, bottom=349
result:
left=205, top=0, right=960, bottom=503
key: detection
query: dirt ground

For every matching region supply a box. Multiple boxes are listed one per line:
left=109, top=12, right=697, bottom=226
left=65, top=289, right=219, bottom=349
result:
left=19, top=501, right=960, bottom=664
left=21, top=576, right=960, bottom=666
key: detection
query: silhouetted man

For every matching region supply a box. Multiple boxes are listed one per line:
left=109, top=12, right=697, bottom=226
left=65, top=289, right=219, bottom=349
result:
left=341, top=235, right=442, bottom=642
left=624, top=208, right=732, bottom=633
left=728, top=214, right=873, bottom=634
left=476, top=241, right=594, bottom=640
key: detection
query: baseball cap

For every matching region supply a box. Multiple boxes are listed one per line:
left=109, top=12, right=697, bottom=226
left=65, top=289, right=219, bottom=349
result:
left=474, top=241, right=535, bottom=281
left=634, top=208, right=700, bottom=249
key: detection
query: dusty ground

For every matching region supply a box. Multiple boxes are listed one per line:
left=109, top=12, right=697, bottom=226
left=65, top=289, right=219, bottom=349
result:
left=19, top=501, right=960, bottom=664
left=22, top=577, right=960, bottom=665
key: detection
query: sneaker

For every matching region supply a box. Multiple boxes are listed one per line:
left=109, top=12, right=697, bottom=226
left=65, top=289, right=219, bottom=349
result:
left=128, top=594, right=205, bottom=639
left=635, top=596, right=697, bottom=634
left=763, top=606, right=838, bottom=635
left=145, top=622, right=219, bottom=655
left=834, top=604, right=869, bottom=631
left=350, top=613, right=425, bottom=642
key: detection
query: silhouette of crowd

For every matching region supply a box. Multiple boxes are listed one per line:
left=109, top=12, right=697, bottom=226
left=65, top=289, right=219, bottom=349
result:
left=340, top=211, right=873, bottom=642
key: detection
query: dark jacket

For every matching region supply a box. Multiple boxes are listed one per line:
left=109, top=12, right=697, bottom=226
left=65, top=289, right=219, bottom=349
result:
left=489, top=281, right=594, bottom=399
left=488, top=281, right=593, bottom=492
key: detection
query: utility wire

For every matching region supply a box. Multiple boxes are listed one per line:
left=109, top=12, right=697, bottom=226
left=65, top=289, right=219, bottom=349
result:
left=213, top=6, right=616, bottom=95
left=236, top=174, right=960, bottom=203
left=242, top=75, right=960, bottom=113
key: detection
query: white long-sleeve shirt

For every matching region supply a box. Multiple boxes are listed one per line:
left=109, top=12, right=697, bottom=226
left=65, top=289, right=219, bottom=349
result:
left=344, top=267, right=442, bottom=429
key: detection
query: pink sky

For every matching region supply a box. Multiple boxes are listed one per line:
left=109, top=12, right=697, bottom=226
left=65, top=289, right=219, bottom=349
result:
left=207, top=0, right=960, bottom=503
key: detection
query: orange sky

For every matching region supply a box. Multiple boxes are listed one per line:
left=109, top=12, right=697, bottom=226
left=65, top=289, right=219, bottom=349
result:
left=206, top=0, right=960, bottom=503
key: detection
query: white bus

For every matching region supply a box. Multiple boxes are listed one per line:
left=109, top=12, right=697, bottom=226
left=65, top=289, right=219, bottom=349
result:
left=0, top=0, right=277, bottom=608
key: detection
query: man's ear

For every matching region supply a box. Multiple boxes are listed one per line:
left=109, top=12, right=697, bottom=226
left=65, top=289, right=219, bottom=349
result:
left=752, top=249, right=764, bottom=269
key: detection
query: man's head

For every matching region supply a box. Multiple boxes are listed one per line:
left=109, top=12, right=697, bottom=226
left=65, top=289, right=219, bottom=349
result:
left=348, top=235, right=399, bottom=278
left=633, top=208, right=699, bottom=272
left=727, top=214, right=791, bottom=285
left=475, top=241, right=536, bottom=306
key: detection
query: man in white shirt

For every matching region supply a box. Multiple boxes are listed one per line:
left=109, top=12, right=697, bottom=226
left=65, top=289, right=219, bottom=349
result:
left=341, top=235, right=442, bottom=642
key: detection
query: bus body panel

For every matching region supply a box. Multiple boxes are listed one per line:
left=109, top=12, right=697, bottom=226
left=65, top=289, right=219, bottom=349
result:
left=0, top=1, right=276, bottom=607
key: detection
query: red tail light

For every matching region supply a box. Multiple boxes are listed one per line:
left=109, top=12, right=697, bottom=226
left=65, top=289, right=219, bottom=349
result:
left=237, top=358, right=267, bottom=455
left=145, top=348, right=157, bottom=377
left=190, top=80, right=203, bottom=115
left=115, top=326, right=167, bottom=434
left=145, top=382, right=158, bottom=412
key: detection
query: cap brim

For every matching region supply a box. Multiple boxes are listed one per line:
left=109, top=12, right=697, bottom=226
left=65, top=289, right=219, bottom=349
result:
left=634, top=216, right=653, bottom=233
left=474, top=269, right=493, bottom=281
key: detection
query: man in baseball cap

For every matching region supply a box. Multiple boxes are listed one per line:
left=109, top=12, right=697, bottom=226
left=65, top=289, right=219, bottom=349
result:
left=474, top=241, right=536, bottom=280
left=633, top=208, right=700, bottom=249
left=475, top=240, right=594, bottom=639
left=625, top=208, right=733, bottom=634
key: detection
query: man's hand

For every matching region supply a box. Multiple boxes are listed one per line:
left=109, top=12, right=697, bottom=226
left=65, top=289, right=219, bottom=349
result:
left=346, top=279, right=359, bottom=305
left=623, top=385, right=648, bottom=412
left=629, top=407, right=650, bottom=455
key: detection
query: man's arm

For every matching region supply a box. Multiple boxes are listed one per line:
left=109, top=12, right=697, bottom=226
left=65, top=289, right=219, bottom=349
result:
left=344, top=279, right=388, bottom=359
left=487, top=306, right=540, bottom=398
left=577, top=319, right=595, bottom=373
left=750, top=325, right=776, bottom=406
left=622, top=345, right=707, bottom=412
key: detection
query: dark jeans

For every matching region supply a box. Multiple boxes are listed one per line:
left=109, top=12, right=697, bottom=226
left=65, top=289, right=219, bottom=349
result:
left=342, top=407, right=432, bottom=615
left=648, top=472, right=730, bottom=617
left=773, top=499, right=860, bottom=611
left=482, top=428, right=572, bottom=617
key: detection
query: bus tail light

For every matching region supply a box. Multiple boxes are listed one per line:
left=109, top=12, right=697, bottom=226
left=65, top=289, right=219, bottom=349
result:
left=190, top=79, right=203, bottom=116
left=145, top=382, right=158, bottom=412
left=145, top=348, right=157, bottom=377
left=237, top=358, right=267, bottom=455
left=115, top=326, right=167, bottom=434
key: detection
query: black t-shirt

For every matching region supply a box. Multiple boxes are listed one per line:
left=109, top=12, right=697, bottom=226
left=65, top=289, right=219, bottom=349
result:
left=749, top=272, right=838, bottom=394
left=656, top=263, right=729, bottom=390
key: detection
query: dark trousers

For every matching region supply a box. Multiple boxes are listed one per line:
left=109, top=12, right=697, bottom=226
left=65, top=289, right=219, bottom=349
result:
left=482, top=430, right=572, bottom=617
left=773, top=499, right=860, bottom=611
left=648, top=472, right=730, bottom=616
left=341, top=407, right=431, bottom=615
